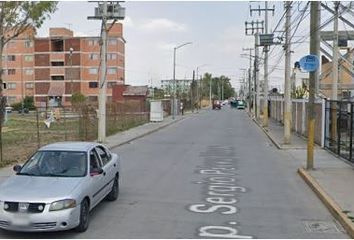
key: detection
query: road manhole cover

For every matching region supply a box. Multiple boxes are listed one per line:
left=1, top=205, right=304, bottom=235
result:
left=302, top=220, right=342, bottom=233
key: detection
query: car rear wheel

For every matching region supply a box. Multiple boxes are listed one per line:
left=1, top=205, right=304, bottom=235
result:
left=75, top=199, right=89, bottom=232
left=106, top=175, right=119, bottom=201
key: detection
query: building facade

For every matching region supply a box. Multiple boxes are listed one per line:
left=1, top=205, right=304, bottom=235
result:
left=161, top=79, right=194, bottom=97
left=320, top=49, right=354, bottom=99
left=2, top=23, right=125, bottom=107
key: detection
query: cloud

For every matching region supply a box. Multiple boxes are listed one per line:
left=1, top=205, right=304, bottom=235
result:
left=140, top=18, right=187, bottom=32
left=156, top=42, right=176, bottom=50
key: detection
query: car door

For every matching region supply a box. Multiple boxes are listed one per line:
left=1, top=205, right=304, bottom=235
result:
left=95, top=145, right=116, bottom=196
left=88, top=148, right=106, bottom=207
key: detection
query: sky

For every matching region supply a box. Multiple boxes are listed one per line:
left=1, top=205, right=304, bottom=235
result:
left=36, top=1, right=350, bottom=92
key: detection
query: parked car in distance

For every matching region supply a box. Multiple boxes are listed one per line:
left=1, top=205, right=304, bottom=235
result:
left=221, top=100, right=229, bottom=106
left=18, top=108, right=29, bottom=114
left=212, top=100, right=222, bottom=110
left=5, top=106, right=13, bottom=113
left=0, top=142, right=120, bottom=232
left=237, top=100, right=246, bottom=110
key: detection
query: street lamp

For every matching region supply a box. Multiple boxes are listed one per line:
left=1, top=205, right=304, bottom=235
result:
left=172, top=42, right=192, bottom=120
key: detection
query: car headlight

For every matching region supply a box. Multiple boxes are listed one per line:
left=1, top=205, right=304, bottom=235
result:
left=49, top=199, right=76, bottom=211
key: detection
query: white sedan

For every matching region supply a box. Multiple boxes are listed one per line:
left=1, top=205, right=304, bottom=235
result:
left=0, top=142, right=120, bottom=232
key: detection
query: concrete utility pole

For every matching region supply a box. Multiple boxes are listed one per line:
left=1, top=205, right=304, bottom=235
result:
left=332, top=1, right=339, bottom=101
left=242, top=48, right=254, bottom=114
left=221, top=79, right=224, bottom=100
left=196, top=64, right=208, bottom=110
left=331, top=2, right=339, bottom=150
left=307, top=1, right=321, bottom=170
left=209, top=77, right=212, bottom=107
left=250, top=2, right=275, bottom=126
left=284, top=1, right=292, bottom=144
left=191, top=70, right=195, bottom=112
left=255, top=32, right=260, bottom=119
left=98, top=2, right=108, bottom=143
left=245, top=20, right=264, bottom=119
left=263, top=1, right=269, bottom=127
left=88, top=1, right=125, bottom=143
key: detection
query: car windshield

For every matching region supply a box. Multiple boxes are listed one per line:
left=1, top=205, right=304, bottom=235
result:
left=19, top=151, right=87, bottom=177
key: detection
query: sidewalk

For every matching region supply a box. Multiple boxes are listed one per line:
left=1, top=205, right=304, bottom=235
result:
left=0, top=113, right=190, bottom=183
left=254, top=117, right=354, bottom=238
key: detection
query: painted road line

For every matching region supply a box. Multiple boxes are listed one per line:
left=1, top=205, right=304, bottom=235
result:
left=188, top=145, right=253, bottom=239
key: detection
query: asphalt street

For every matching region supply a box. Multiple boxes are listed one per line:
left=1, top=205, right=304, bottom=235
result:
left=0, top=107, right=349, bottom=238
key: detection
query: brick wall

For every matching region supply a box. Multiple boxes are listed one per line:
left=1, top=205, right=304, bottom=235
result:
left=34, top=39, right=50, bottom=52
left=35, top=82, right=50, bottom=94
left=34, top=68, right=50, bottom=80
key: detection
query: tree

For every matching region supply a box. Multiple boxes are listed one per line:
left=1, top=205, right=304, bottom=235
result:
left=200, top=73, right=235, bottom=100
left=152, top=87, right=165, bottom=99
left=0, top=2, right=57, bottom=162
left=0, top=2, right=58, bottom=95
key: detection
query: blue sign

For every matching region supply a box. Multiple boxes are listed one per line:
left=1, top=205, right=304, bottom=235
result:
left=299, top=54, right=319, bottom=72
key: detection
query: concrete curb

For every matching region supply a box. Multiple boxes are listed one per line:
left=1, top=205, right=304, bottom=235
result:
left=298, top=167, right=354, bottom=238
left=108, top=116, right=186, bottom=150
left=251, top=118, right=282, bottom=149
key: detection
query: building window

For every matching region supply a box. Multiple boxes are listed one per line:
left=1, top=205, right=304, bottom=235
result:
left=51, top=75, right=64, bottom=81
left=25, top=69, right=33, bottom=75
left=25, top=83, right=34, bottom=89
left=5, top=41, right=15, bottom=48
left=108, top=39, right=117, bottom=45
left=51, top=39, right=64, bottom=52
left=107, top=67, right=117, bottom=74
left=24, top=55, right=33, bottom=62
left=89, top=53, right=99, bottom=60
left=7, top=83, right=16, bottom=89
left=89, top=68, right=98, bottom=74
left=24, top=40, right=33, bottom=48
left=7, top=96, right=17, bottom=104
left=107, top=81, right=117, bottom=88
left=7, top=69, right=16, bottom=75
left=88, top=39, right=99, bottom=46
left=107, top=53, right=117, bottom=60
left=7, top=55, right=15, bottom=61
left=51, top=61, right=64, bottom=66
left=89, top=82, right=98, bottom=88
left=88, top=96, right=98, bottom=102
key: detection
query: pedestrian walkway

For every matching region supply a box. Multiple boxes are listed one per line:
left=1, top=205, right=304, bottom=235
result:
left=0, top=112, right=191, bottom=182
left=254, top=117, right=307, bottom=149
left=105, top=114, right=184, bottom=149
left=254, top=116, right=354, bottom=238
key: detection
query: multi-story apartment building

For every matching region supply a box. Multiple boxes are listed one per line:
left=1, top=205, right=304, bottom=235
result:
left=2, top=23, right=125, bottom=107
left=161, top=79, right=194, bottom=96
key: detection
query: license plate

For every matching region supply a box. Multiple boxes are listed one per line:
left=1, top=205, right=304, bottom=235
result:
left=12, top=216, right=30, bottom=227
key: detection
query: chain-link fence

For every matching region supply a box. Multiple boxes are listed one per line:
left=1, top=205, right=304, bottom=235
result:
left=0, top=100, right=149, bottom=166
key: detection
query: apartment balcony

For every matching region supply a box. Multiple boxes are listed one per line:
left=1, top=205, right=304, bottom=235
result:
left=50, top=52, right=65, bottom=62
left=50, top=67, right=65, bottom=76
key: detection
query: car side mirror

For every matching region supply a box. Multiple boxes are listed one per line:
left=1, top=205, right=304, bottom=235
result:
left=13, top=165, right=22, bottom=173
left=90, top=168, right=104, bottom=176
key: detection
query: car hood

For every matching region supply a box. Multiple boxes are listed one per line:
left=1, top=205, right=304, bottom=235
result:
left=0, top=175, right=84, bottom=203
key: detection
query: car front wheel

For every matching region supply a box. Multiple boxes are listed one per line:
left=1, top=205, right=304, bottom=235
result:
left=75, top=199, right=90, bottom=232
left=106, top=175, right=119, bottom=201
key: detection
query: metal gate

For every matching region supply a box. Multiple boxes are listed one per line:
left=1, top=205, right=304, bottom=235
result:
left=324, top=100, right=354, bottom=162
